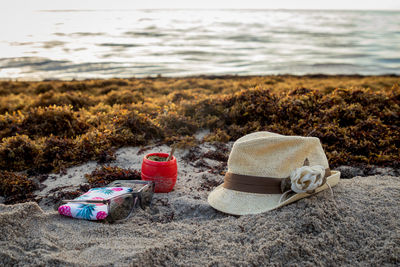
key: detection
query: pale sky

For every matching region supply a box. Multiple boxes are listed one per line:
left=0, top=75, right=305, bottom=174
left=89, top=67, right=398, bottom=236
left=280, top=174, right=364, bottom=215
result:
left=1, top=0, right=400, bottom=11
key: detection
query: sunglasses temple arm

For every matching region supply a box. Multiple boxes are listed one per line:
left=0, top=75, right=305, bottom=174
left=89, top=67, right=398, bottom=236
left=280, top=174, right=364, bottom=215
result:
left=137, top=182, right=155, bottom=193
left=132, top=195, right=146, bottom=210
left=62, top=199, right=109, bottom=204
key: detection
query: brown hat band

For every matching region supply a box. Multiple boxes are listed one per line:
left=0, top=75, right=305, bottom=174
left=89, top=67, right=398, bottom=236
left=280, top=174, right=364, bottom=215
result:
left=222, top=169, right=331, bottom=194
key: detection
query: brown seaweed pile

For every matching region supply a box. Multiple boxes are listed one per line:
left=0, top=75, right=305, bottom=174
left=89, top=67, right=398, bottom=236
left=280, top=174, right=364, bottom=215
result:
left=184, top=86, right=400, bottom=167
left=84, top=165, right=141, bottom=187
left=0, top=171, right=37, bottom=203
left=0, top=75, right=399, bottom=201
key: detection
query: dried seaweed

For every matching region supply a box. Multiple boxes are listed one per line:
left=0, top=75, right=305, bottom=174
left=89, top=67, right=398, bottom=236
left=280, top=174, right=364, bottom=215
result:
left=0, top=171, right=37, bottom=202
left=20, top=105, right=89, bottom=138
left=36, top=136, right=77, bottom=172
left=0, top=135, right=40, bottom=171
left=202, top=150, right=229, bottom=162
left=84, top=165, right=141, bottom=187
left=157, top=112, right=198, bottom=136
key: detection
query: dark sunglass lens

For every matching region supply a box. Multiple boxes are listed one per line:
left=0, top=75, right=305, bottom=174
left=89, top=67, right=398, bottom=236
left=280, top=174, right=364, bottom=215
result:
left=140, top=185, right=154, bottom=208
left=109, top=195, right=135, bottom=221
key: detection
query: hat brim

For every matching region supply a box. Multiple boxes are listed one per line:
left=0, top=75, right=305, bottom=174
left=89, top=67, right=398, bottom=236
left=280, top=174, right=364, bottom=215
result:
left=208, top=171, right=341, bottom=215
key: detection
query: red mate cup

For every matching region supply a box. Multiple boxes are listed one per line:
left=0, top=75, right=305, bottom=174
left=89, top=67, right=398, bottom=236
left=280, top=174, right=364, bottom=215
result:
left=141, top=152, right=178, bottom=193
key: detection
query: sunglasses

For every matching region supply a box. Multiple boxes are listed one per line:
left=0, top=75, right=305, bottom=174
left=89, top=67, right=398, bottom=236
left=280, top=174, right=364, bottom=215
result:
left=62, top=180, right=155, bottom=223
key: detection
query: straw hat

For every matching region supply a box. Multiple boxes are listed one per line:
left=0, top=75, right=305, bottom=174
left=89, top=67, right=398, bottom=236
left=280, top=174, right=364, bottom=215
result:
left=208, top=131, right=340, bottom=215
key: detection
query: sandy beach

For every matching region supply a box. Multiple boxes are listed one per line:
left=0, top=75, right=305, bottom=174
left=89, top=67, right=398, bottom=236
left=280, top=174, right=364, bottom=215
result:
left=1, top=141, right=399, bottom=266
left=1, top=175, right=400, bottom=265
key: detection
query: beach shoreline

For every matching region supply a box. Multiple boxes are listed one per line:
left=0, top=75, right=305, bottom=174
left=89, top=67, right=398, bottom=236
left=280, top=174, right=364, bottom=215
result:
left=1, top=73, right=399, bottom=82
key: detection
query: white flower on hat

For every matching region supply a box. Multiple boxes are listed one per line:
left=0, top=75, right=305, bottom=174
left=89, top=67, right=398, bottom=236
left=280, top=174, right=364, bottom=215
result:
left=290, top=165, right=325, bottom=194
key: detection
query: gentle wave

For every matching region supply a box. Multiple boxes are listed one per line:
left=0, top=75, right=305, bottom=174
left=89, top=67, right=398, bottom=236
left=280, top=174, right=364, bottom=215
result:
left=0, top=9, right=399, bottom=80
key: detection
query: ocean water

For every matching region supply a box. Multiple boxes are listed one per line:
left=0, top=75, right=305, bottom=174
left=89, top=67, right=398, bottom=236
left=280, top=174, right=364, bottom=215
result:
left=0, top=9, right=399, bottom=80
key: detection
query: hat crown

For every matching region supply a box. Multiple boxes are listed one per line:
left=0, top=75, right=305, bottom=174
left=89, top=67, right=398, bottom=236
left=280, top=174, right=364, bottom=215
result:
left=228, top=131, right=329, bottom=178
